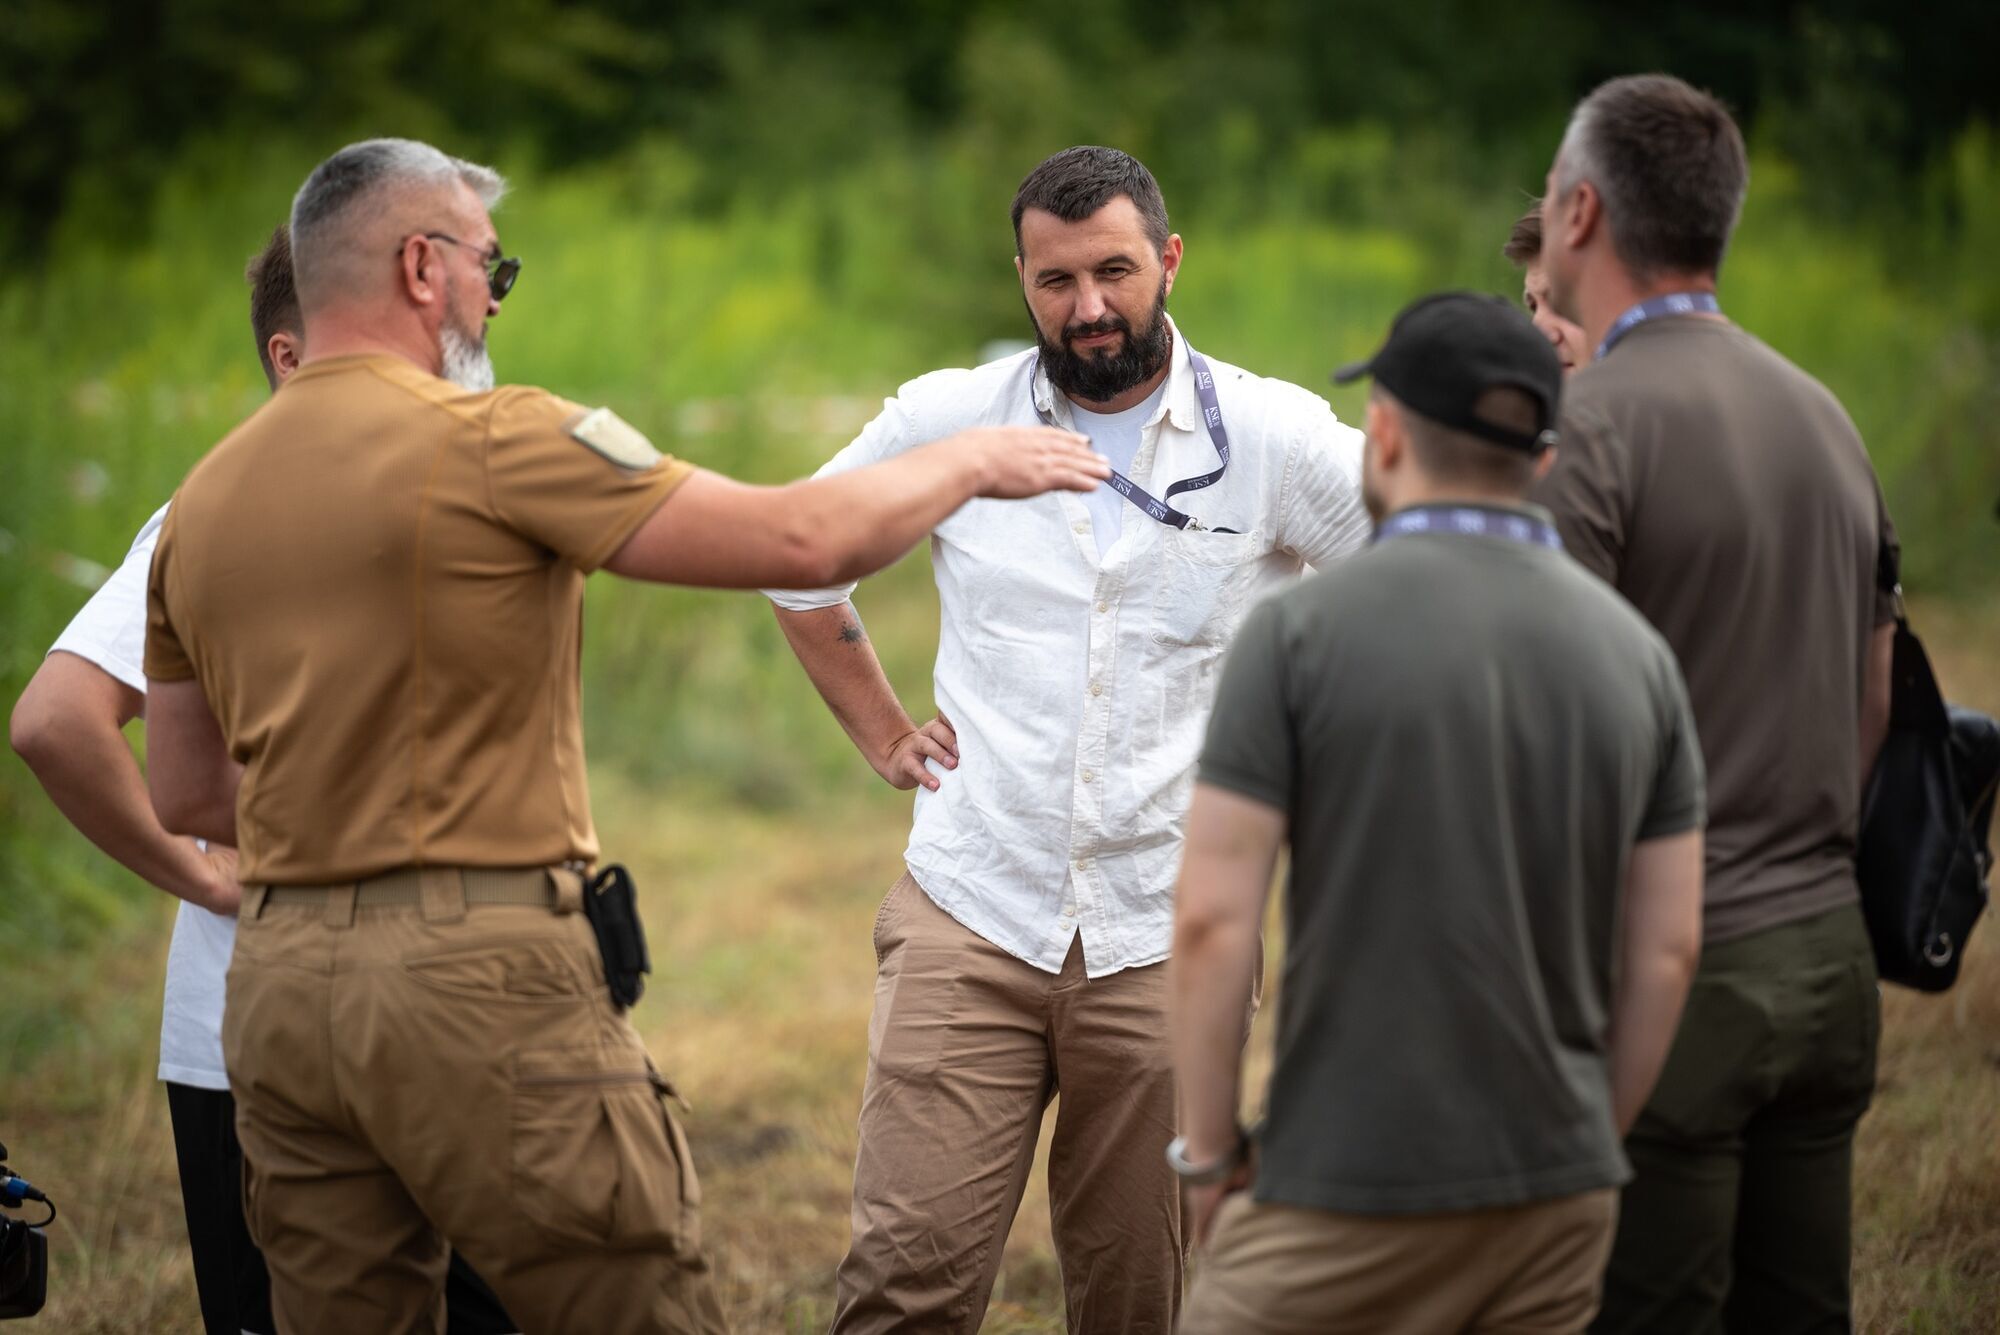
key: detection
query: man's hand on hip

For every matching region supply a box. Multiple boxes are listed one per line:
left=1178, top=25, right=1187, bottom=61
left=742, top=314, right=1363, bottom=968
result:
left=880, top=713, right=958, bottom=791
left=195, top=842, right=243, bottom=916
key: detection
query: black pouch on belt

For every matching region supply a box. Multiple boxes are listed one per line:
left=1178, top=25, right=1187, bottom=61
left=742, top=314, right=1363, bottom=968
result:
left=583, top=864, right=652, bottom=1010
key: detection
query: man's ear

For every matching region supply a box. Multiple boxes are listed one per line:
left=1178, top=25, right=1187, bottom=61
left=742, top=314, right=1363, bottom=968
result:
left=1565, top=182, right=1601, bottom=251
left=1160, top=233, right=1184, bottom=297
left=1363, top=394, right=1401, bottom=470
left=268, top=331, right=302, bottom=383
left=397, top=236, right=445, bottom=310
left=1531, top=445, right=1560, bottom=485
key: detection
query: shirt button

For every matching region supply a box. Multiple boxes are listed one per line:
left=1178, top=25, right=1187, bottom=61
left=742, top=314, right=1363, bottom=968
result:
left=1073, top=521, right=1089, bottom=534
left=1064, top=903, right=1077, bottom=917
left=1096, top=601, right=1109, bottom=614
left=1089, top=681, right=1103, bottom=697
left=1081, top=769, right=1095, bottom=783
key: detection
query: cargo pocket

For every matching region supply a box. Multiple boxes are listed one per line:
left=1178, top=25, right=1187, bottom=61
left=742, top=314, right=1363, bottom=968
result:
left=512, top=1045, right=702, bottom=1260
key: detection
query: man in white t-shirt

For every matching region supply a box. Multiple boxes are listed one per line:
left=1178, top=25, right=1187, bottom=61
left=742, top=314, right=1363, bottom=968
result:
left=766, top=146, right=1371, bottom=1333
left=10, top=225, right=515, bottom=1335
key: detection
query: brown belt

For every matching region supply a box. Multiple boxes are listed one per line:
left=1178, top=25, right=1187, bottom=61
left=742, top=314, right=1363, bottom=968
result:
left=260, top=866, right=572, bottom=910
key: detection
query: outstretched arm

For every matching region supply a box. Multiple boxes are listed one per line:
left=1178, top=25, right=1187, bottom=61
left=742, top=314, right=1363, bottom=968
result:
left=12, top=653, right=240, bottom=914
left=606, top=425, right=1104, bottom=591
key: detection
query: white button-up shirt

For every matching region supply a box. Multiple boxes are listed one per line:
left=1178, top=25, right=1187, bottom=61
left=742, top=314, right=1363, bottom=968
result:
left=768, top=320, right=1369, bottom=976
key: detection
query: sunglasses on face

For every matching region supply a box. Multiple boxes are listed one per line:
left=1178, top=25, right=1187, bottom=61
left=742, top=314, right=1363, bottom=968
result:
left=398, top=231, right=521, bottom=302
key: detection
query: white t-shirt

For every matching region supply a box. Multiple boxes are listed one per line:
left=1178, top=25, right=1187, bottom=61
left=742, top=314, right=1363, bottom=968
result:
left=1069, top=383, right=1167, bottom=558
left=48, top=502, right=235, bottom=1092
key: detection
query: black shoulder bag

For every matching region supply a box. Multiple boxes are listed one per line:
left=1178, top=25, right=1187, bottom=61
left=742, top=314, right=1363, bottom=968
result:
left=1855, top=590, right=2000, bottom=991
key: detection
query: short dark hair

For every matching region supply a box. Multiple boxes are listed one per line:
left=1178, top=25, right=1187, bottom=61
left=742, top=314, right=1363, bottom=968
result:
left=1502, top=201, right=1543, bottom=267
left=1390, top=385, right=1544, bottom=495
left=1556, top=74, right=1748, bottom=277
left=245, top=225, right=301, bottom=391
left=1010, top=146, right=1170, bottom=257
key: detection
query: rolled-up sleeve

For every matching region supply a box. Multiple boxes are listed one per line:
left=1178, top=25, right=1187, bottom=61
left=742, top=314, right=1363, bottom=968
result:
left=763, top=390, right=920, bottom=611
left=1276, top=402, right=1371, bottom=569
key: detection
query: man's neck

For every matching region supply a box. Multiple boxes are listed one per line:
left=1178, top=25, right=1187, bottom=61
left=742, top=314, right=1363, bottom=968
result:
left=1063, top=328, right=1174, bottom=415
left=298, top=311, right=442, bottom=377
left=1391, top=482, right=1532, bottom=514
left=1577, top=263, right=1721, bottom=355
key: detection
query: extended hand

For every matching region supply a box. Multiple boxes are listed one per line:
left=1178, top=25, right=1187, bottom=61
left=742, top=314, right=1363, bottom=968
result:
left=879, top=713, right=958, bottom=791
left=961, top=426, right=1109, bottom=499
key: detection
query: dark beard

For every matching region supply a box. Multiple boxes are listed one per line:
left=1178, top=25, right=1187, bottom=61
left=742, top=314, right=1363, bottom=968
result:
left=1031, top=278, right=1172, bottom=404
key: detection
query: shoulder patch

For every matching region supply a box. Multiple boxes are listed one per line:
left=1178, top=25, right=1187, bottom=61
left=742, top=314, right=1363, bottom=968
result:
left=566, top=407, right=662, bottom=471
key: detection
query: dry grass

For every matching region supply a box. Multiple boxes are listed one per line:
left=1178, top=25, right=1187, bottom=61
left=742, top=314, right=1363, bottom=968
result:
left=8, top=596, right=1998, bottom=1333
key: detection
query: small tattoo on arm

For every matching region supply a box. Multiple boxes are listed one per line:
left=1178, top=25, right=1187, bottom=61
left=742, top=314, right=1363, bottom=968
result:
left=839, top=619, right=868, bottom=646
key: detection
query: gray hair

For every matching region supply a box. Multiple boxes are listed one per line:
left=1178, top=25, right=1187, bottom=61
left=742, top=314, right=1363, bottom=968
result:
left=1554, top=75, right=1748, bottom=278
left=289, top=138, right=507, bottom=304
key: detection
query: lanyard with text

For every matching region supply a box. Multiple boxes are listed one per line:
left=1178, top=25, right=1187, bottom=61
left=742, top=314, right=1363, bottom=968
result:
left=1032, top=341, right=1239, bottom=533
left=1595, top=291, right=1723, bottom=361
left=1373, top=505, right=1564, bottom=551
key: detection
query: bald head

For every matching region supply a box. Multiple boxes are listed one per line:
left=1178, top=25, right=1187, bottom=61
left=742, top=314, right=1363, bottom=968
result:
left=289, top=138, right=506, bottom=313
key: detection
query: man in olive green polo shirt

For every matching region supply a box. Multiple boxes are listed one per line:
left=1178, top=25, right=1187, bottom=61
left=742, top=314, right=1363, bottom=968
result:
left=142, top=137, right=1107, bottom=1335
left=1170, top=293, right=1706, bottom=1335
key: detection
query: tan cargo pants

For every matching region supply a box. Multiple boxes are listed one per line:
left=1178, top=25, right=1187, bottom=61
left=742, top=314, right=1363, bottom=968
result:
left=1181, top=1187, right=1618, bottom=1335
left=223, top=869, right=728, bottom=1335
left=831, top=871, right=1187, bottom=1335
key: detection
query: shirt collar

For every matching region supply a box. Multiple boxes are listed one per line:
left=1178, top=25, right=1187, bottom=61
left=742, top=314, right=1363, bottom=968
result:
left=1030, top=315, right=1200, bottom=433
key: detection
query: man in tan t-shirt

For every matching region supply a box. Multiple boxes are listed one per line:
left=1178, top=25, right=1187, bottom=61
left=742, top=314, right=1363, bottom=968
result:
left=142, top=137, right=1107, bottom=1335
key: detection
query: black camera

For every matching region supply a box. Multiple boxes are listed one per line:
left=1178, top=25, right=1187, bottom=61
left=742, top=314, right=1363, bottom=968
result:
left=0, top=1141, right=52, bottom=1320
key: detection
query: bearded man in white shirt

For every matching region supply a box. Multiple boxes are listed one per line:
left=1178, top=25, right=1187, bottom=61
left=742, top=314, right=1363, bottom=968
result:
left=767, top=145, right=1371, bottom=1335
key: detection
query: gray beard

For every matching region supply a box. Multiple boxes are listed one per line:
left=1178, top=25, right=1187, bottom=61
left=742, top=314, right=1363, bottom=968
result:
left=440, top=322, right=494, bottom=392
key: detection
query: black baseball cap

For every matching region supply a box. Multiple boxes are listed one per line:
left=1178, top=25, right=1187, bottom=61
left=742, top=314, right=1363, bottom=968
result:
left=1332, top=292, right=1562, bottom=453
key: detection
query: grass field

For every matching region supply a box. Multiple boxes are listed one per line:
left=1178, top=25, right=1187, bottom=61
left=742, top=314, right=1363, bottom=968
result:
left=8, top=594, right=1998, bottom=1334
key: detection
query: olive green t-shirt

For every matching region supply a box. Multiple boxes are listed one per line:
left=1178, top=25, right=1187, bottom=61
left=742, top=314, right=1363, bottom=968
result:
left=1532, top=317, right=1897, bottom=943
left=1199, top=507, right=1704, bottom=1215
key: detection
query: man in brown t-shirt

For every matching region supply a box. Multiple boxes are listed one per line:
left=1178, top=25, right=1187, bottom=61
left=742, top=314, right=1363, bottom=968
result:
left=142, top=137, right=1108, bottom=1335
left=1534, top=76, right=1898, bottom=1333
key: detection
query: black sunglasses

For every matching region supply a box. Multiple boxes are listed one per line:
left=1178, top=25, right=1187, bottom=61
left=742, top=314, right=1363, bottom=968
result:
left=399, top=231, right=521, bottom=302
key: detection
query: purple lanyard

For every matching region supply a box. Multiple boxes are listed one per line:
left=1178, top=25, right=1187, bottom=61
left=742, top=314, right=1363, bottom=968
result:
left=1595, top=291, right=1722, bottom=361
left=1373, top=505, right=1564, bottom=550
left=1031, top=342, right=1238, bottom=533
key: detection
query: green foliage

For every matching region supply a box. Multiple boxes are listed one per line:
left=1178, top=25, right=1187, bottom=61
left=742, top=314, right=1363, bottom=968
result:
left=2, top=21, right=1997, bottom=1026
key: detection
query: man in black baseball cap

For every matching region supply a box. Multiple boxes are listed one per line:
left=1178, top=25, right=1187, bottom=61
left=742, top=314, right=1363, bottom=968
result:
left=1332, top=290, right=1562, bottom=518
left=1169, top=290, right=1707, bottom=1333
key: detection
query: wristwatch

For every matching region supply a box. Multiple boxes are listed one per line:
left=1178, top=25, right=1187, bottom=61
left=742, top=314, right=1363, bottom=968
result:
left=1165, top=1130, right=1248, bottom=1185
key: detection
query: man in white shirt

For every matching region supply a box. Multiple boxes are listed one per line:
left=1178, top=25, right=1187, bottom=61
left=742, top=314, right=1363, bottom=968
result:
left=9, top=225, right=515, bottom=1335
left=767, top=146, right=1371, bottom=1334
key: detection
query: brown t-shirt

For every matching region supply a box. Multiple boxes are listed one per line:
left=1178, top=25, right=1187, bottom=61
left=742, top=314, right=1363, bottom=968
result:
left=145, top=354, right=691, bottom=884
left=1533, top=317, right=1897, bottom=942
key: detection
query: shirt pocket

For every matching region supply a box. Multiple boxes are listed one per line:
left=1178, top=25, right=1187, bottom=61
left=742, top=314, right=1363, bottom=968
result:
left=1150, top=529, right=1267, bottom=649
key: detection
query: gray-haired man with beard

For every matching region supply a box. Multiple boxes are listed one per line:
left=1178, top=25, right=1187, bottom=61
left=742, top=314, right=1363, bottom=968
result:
left=766, top=145, right=1371, bottom=1333
left=141, top=137, right=1108, bottom=1335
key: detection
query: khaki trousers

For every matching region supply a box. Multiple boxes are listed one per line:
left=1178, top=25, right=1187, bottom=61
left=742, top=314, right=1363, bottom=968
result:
left=223, top=871, right=728, bottom=1335
left=832, top=872, right=1184, bottom=1334
left=1181, top=1188, right=1619, bottom=1335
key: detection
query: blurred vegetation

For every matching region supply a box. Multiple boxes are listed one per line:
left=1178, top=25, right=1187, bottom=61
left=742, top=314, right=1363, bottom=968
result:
left=3, top=5, right=1997, bottom=1064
